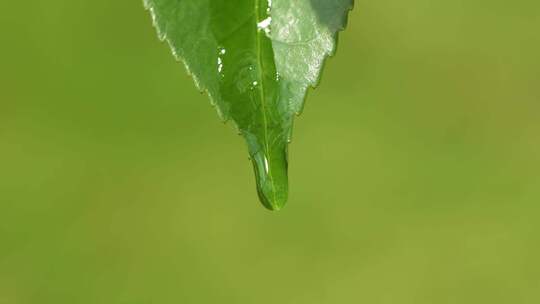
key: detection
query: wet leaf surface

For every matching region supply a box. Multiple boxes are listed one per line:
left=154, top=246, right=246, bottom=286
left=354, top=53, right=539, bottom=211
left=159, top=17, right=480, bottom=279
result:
left=145, top=0, right=353, bottom=210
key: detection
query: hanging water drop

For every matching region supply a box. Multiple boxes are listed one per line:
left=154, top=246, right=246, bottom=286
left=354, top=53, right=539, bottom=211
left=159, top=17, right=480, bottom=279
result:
left=250, top=145, right=288, bottom=211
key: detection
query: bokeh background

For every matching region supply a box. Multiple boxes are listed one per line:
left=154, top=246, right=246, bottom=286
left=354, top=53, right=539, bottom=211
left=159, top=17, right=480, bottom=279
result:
left=1, top=1, right=539, bottom=303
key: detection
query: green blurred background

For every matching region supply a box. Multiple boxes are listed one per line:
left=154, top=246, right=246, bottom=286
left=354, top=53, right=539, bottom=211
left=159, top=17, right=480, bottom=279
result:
left=1, top=1, right=539, bottom=303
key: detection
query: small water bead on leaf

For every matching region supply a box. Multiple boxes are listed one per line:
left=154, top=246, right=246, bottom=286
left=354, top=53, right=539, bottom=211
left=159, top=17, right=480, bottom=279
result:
left=257, top=17, right=272, bottom=35
left=144, top=0, right=353, bottom=210
left=217, top=47, right=226, bottom=75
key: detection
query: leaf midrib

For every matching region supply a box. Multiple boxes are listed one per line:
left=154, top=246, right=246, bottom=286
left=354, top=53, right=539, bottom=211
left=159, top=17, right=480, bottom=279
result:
left=254, top=0, right=277, bottom=207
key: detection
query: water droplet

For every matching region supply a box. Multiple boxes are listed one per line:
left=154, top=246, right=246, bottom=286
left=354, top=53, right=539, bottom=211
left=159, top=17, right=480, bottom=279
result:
left=217, top=57, right=223, bottom=73
left=217, top=47, right=227, bottom=76
left=257, top=17, right=272, bottom=35
left=251, top=147, right=288, bottom=211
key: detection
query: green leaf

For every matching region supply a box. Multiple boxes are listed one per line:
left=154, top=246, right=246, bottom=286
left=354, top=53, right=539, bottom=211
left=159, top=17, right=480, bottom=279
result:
left=144, top=0, right=353, bottom=210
